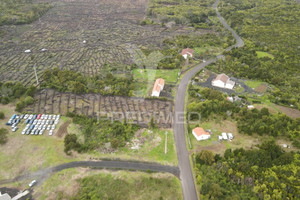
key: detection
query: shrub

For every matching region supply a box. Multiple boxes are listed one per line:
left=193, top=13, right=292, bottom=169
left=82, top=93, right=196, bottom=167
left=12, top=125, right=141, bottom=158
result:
left=0, top=128, right=9, bottom=145
left=0, top=111, right=5, bottom=119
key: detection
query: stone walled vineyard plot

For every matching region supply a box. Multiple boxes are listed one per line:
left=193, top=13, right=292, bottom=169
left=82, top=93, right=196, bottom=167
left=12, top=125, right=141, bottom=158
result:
left=0, top=0, right=214, bottom=85
left=24, top=89, right=174, bottom=128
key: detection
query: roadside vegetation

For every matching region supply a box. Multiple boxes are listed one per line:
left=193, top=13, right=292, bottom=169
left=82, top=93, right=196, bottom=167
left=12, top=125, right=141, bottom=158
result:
left=34, top=169, right=182, bottom=200
left=0, top=0, right=52, bottom=26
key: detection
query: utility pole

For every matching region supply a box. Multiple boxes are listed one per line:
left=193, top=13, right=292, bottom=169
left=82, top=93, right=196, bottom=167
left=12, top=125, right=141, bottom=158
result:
left=164, top=131, right=168, bottom=154
left=33, top=64, right=39, bottom=86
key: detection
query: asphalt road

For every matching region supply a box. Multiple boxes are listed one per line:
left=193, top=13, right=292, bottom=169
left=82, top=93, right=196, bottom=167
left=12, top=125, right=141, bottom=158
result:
left=173, top=0, right=244, bottom=199
left=0, top=161, right=179, bottom=186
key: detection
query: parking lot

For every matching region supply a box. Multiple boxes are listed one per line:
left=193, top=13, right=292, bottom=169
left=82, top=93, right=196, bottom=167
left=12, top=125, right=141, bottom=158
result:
left=5, top=113, right=60, bottom=136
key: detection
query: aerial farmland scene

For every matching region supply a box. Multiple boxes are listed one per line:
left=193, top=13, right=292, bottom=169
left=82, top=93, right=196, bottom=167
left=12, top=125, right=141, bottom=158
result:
left=0, top=0, right=299, bottom=199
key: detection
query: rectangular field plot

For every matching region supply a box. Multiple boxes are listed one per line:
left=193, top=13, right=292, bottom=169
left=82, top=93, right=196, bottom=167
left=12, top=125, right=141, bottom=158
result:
left=24, top=89, right=174, bottom=128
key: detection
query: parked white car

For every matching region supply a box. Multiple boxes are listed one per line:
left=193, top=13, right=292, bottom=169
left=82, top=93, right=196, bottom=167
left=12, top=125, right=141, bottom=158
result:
left=29, top=180, right=37, bottom=187
left=49, top=130, right=53, bottom=136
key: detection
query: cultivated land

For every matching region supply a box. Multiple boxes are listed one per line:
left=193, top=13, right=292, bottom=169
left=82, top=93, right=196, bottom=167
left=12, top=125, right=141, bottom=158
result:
left=0, top=0, right=212, bottom=86
left=23, top=89, right=174, bottom=128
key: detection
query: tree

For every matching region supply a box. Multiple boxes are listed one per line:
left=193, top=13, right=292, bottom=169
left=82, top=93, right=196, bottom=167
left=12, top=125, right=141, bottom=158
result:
left=64, top=134, right=80, bottom=154
left=0, top=128, right=8, bottom=145
left=0, top=111, right=5, bottom=119
left=196, top=150, right=215, bottom=165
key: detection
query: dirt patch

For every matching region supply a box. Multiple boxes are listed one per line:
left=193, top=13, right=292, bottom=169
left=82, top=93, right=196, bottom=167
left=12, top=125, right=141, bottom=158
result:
left=193, top=143, right=226, bottom=155
left=255, top=84, right=268, bottom=93
left=275, top=105, right=300, bottom=119
left=56, top=120, right=70, bottom=138
left=253, top=104, right=278, bottom=115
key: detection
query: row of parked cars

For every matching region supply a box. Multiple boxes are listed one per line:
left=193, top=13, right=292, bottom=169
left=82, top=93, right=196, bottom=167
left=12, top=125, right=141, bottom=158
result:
left=5, top=114, right=60, bottom=136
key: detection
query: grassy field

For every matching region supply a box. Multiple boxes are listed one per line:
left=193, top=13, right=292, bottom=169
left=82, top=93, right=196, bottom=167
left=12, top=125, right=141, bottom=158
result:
left=244, top=80, right=265, bottom=89
left=256, top=51, right=274, bottom=59
left=34, top=169, right=182, bottom=200
left=0, top=104, right=78, bottom=180
left=132, top=68, right=180, bottom=83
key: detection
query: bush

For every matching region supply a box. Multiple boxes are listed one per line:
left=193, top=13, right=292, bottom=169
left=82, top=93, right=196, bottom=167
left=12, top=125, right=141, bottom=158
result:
left=0, top=111, right=5, bottom=119
left=0, top=128, right=9, bottom=145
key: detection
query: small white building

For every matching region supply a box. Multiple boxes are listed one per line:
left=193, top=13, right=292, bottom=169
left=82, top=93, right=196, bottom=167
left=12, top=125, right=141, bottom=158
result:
left=151, top=78, right=165, bottom=97
left=227, top=133, right=234, bottom=140
left=0, top=192, right=11, bottom=200
left=247, top=105, right=254, bottom=109
left=180, top=48, right=194, bottom=59
left=222, top=132, right=228, bottom=140
left=192, top=127, right=211, bottom=141
left=212, top=74, right=235, bottom=89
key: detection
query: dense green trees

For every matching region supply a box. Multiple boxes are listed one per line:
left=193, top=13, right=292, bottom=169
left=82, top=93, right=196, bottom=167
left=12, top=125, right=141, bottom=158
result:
left=0, top=82, right=36, bottom=111
left=64, top=114, right=140, bottom=154
left=195, top=141, right=300, bottom=199
left=41, top=68, right=135, bottom=96
left=0, top=0, right=52, bottom=26
left=208, top=0, right=300, bottom=109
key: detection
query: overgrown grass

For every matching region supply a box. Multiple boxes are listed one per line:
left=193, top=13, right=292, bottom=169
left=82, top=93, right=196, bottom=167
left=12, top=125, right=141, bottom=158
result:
left=88, top=129, right=178, bottom=166
left=35, top=169, right=182, bottom=200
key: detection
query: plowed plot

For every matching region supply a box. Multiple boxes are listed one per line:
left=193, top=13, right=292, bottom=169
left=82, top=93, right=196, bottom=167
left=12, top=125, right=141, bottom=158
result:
left=24, top=89, right=174, bottom=128
left=0, top=0, right=210, bottom=85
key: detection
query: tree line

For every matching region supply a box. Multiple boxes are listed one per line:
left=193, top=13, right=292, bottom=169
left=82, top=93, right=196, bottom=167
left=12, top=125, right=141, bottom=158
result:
left=41, top=67, right=135, bottom=96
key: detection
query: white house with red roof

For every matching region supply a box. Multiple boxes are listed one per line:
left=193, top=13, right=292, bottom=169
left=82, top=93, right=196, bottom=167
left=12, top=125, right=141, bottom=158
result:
left=212, top=73, right=235, bottom=89
left=192, top=127, right=211, bottom=141
left=180, top=48, right=194, bottom=59
left=151, top=78, right=165, bottom=97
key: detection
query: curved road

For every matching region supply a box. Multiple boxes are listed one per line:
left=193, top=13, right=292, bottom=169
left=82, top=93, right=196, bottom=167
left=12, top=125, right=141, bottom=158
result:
left=0, top=161, right=179, bottom=185
left=173, top=0, right=244, bottom=199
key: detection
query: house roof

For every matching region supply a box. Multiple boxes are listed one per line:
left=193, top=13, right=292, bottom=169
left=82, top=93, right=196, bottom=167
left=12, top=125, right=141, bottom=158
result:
left=152, top=78, right=165, bottom=93
left=181, top=48, right=194, bottom=55
left=192, top=127, right=210, bottom=136
left=213, top=73, right=229, bottom=84
left=156, top=78, right=165, bottom=86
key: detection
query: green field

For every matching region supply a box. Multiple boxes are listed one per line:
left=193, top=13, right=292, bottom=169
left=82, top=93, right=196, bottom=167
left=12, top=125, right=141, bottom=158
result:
left=256, top=51, right=274, bottom=59
left=244, top=80, right=265, bottom=89
left=35, top=169, right=183, bottom=200
left=133, top=68, right=180, bottom=83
